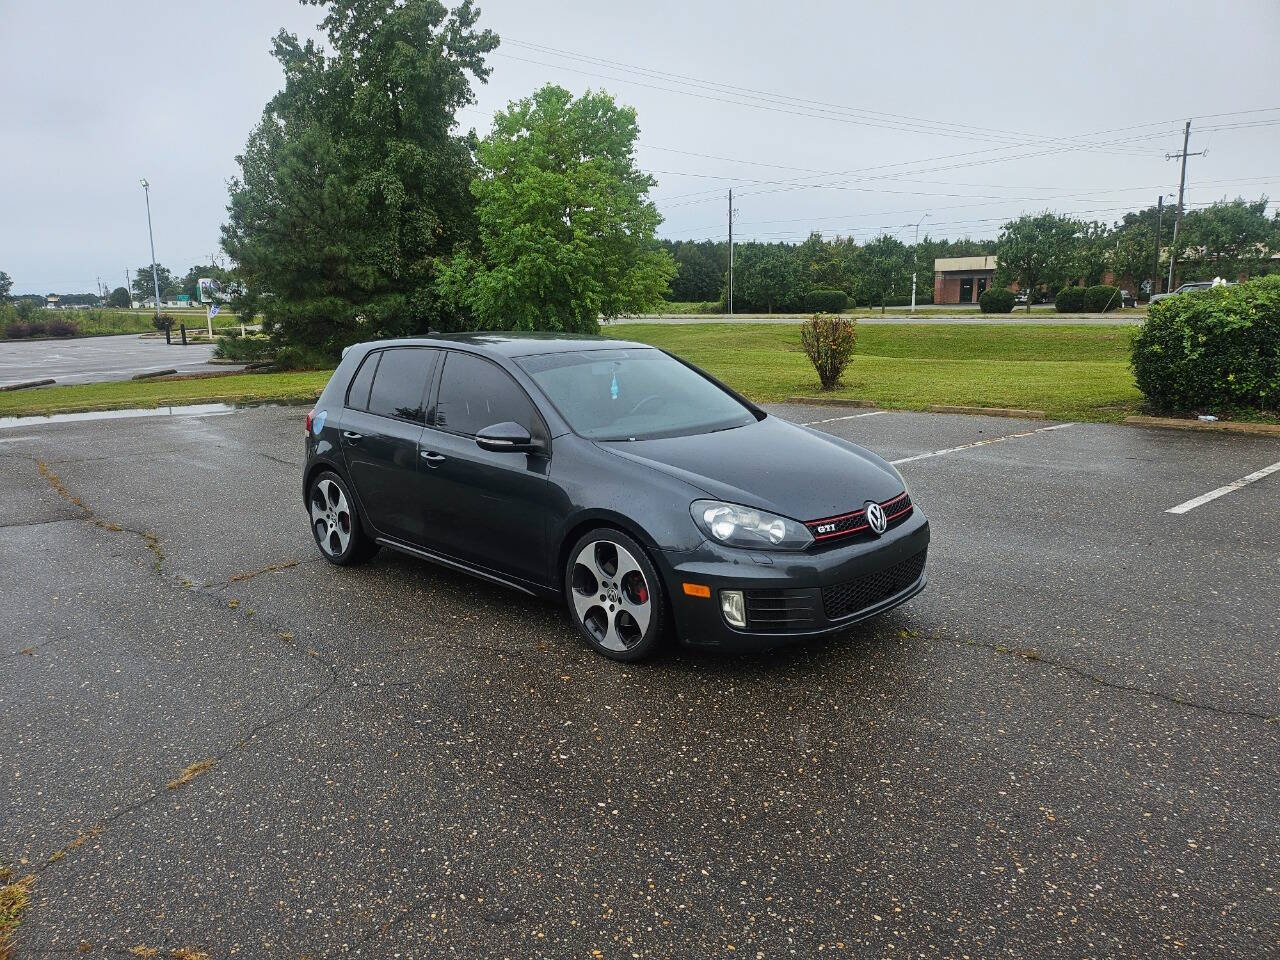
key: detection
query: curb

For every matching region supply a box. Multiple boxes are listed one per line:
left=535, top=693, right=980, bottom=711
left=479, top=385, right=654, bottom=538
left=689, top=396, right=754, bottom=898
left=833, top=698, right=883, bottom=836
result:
left=785, top=396, right=878, bottom=408
left=927, top=404, right=1046, bottom=419
left=1123, top=415, right=1280, bottom=437
left=132, top=369, right=178, bottom=381
left=0, top=378, right=56, bottom=392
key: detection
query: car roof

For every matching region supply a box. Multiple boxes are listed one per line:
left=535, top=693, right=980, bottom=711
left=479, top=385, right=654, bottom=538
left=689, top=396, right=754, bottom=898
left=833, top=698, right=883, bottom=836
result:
left=352, top=331, right=653, bottom=358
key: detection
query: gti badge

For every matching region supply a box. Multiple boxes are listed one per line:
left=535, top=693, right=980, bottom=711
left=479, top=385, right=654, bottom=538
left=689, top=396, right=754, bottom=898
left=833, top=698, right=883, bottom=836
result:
left=816, top=522, right=837, bottom=534
left=865, top=501, right=887, bottom=535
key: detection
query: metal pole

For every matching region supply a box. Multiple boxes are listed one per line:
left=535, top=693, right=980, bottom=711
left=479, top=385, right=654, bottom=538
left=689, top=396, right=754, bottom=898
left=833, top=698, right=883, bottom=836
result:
left=1152, top=196, right=1164, bottom=294
left=727, top=188, right=734, bottom=316
left=1167, top=122, right=1191, bottom=292
left=141, top=179, right=161, bottom=313
left=910, top=213, right=928, bottom=314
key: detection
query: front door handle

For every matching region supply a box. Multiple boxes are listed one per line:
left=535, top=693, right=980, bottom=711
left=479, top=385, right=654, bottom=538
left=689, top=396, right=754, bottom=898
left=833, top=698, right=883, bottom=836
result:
left=420, top=451, right=446, bottom=466
left=343, top=431, right=362, bottom=443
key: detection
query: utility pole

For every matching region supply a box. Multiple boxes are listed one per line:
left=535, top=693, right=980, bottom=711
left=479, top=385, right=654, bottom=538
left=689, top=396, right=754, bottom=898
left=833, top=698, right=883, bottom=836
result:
left=1152, top=196, right=1164, bottom=294
left=125, top=269, right=132, bottom=306
left=727, top=188, right=734, bottom=316
left=910, top=212, right=929, bottom=314
left=140, top=179, right=161, bottom=313
left=1165, top=122, right=1206, bottom=292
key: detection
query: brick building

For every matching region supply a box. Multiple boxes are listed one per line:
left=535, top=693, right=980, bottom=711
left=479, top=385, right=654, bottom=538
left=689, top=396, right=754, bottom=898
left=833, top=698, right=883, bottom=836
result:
left=933, top=256, right=998, bottom=304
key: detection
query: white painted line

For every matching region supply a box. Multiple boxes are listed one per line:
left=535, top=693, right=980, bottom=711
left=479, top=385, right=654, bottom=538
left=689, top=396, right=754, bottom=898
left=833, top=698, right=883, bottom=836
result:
left=801, top=410, right=887, bottom=426
left=1165, top=460, right=1280, bottom=515
left=890, top=422, right=1075, bottom=466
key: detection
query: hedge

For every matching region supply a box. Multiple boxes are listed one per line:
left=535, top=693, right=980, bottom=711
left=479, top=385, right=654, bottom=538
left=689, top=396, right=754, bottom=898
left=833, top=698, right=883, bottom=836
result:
left=1084, top=285, right=1122, bottom=312
left=1055, top=286, right=1087, bottom=312
left=804, top=289, right=849, bottom=313
left=1131, top=275, right=1280, bottom=412
left=978, top=288, right=1015, bottom=313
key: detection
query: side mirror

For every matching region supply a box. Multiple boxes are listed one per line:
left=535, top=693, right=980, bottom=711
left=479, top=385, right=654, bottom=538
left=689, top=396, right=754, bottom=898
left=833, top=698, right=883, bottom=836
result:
left=475, top=421, right=543, bottom=454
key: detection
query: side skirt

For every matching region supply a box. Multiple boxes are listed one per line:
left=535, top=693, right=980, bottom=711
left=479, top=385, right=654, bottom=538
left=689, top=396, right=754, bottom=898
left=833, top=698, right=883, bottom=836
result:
left=374, top=537, right=544, bottom=598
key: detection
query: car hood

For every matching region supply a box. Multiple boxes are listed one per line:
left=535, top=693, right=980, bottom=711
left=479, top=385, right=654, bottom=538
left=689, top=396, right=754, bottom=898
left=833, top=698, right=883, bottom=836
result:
left=596, top=415, right=904, bottom=521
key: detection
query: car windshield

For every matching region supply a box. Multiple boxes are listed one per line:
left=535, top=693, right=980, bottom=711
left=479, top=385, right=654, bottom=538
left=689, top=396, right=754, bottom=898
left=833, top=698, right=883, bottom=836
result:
left=516, top=348, right=757, bottom=441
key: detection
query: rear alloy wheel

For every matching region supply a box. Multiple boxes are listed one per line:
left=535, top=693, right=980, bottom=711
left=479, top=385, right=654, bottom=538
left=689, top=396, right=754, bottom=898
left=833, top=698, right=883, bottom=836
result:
left=308, top=470, right=378, bottom=566
left=566, top=529, right=665, bottom=661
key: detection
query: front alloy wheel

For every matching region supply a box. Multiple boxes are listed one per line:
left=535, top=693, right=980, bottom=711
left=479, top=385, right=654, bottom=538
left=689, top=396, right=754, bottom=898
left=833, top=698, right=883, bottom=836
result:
left=566, top=531, right=665, bottom=660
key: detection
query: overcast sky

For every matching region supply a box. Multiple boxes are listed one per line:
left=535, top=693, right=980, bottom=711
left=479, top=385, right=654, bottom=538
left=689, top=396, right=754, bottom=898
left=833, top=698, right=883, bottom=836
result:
left=2, top=0, right=1278, bottom=295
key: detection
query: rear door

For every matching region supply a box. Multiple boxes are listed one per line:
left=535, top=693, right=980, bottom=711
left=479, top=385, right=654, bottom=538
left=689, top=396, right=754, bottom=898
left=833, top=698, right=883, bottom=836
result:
left=340, top=346, right=440, bottom=544
left=415, top=350, right=555, bottom=587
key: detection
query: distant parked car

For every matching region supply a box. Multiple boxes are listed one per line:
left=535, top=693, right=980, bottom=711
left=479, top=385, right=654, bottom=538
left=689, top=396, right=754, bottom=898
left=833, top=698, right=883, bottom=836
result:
left=1149, top=280, right=1232, bottom=305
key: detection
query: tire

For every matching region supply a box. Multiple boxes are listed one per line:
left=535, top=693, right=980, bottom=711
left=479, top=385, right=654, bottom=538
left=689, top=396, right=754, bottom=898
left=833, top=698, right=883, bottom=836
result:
left=564, top=528, right=666, bottom=661
left=307, top=469, right=379, bottom=566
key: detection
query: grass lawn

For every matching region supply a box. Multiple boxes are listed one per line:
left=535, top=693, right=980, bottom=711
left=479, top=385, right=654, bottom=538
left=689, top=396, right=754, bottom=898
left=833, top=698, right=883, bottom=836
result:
left=609, top=323, right=1141, bottom=421
left=0, top=323, right=1142, bottom=422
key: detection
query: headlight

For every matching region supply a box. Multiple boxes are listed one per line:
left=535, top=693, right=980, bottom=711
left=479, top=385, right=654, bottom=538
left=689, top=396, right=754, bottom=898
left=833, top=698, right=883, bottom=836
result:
left=690, top=500, right=814, bottom=551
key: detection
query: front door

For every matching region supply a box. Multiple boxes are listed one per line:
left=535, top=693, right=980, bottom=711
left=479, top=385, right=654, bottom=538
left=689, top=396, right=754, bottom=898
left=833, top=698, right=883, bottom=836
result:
left=340, top=347, right=439, bottom=544
left=416, top=351, right=554, bottom=587
left=976, top=277, right=988, bottom=300
left=960, top=277, right=974, bottom=303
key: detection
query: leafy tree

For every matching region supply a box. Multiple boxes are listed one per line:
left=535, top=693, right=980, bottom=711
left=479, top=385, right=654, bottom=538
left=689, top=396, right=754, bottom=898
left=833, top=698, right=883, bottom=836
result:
left=1108, top=224, right=1156, bottom=292
left=106, top=286, right=132, bottom=308
left=795, top=232, right=853, bottom=293
left=223, top=0, right=499, bottom=358
left=0, top=271, right=11, bottom=299
left=1070, top=221, right=1111, bottom=286
left=858, top=234, right=911, bottom=313
left=131, top=263, right=178, bottom=301
left=1177, top=198, right=1277, bottom=282
left=662, top=240, right=726, bottom=302
left=732, top=243, right=803, bottom=313
left=994, top=213, right=1082, bottom=312
left=437, top=84, right=674, bottom=331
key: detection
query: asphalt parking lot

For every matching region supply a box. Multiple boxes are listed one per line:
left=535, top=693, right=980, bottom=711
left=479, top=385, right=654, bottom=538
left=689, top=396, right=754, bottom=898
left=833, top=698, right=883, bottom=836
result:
left=2, top=402, right=1277, bottom=957
left=0, top=333, right=235, bottom=388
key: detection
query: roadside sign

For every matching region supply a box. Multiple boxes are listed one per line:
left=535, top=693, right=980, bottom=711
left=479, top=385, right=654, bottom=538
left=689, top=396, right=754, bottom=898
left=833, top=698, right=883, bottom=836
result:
left=197, top=278, right=221, bottom=304
left=209, top=304, right=220, bottom=318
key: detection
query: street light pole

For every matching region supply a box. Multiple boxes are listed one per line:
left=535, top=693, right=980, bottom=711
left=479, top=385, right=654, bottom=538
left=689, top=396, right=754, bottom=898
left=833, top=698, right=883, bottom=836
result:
left=910, top=213, right=929, bottom=314
left=140, top=179, right=161, bottom=314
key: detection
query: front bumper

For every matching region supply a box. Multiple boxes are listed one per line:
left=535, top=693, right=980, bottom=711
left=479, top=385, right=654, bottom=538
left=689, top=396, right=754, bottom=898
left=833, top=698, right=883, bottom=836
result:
left=657, top=510, right=930, bottom=650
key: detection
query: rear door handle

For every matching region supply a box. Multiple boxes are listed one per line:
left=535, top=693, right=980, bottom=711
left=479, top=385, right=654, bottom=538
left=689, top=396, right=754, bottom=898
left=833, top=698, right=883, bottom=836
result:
left=342, top=431, right=362, bottom=443
left=420, top=451, right=446, bottom=465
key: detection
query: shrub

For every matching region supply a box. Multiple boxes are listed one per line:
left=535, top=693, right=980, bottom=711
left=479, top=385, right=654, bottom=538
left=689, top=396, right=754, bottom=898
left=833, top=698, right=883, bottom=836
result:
left=1131, top=275, right=1280, bottom=412
left=45, top=317, right=79, bottom=337
left=153, top=312, right=174, bottom=331
left=978, top=288, right=1015, bottom=313
left=1055, top=286, right=1088, bottom=312
left=4, top=321, right=31, bottom=339
left=273, top=343, right=334, bottom=371
left=800, top=313, right=857, bottom=390
left=1084, top=285, right=1122, bottom=312
left=804, top=289, right=849, bottom=313
left=26, top=319, right=48, bottom=337
left=213, top=333, right=274, bottom=363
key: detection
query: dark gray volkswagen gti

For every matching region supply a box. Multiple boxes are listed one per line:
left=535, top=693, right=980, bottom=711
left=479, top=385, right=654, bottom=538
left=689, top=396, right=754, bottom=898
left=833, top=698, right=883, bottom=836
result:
left=304, top=333, right=928, bottom=661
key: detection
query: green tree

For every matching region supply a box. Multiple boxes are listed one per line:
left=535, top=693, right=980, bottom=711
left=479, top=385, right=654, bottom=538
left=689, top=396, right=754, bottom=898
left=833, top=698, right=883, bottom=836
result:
left=795, top=232, right=852, bottom=293
left=1176, top=198, right=1277, bottom=282
left=106, top=286, right=132, bottom=308
left=662, top=240, right=726, bottom=302
left=0, top=271, right=11, bottom=299
left=732, top=243, right=803, bottom=313
left=1070, top=221, right=1111, bottom=286
left=131, top=263, right=178, bottom=302
left=858, top=234, right=910, bottom=313
left=223, top=0, right=499, bottom=359
left=994, top=213, right=1082, bottom=312
left=437, top=84, right=674, bottom=332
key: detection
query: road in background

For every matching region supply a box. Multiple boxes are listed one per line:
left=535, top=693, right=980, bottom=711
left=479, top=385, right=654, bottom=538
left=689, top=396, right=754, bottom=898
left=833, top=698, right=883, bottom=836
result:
left=0, top=333, right=241, bottom=387
left=2, top=404, right=1276, bottom=956
left=612, top=313, right=1144, bottom=325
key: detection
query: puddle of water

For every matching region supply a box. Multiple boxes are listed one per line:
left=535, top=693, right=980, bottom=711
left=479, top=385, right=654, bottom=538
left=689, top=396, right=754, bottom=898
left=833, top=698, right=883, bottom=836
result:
left=0, top=402, right=237, bottom=431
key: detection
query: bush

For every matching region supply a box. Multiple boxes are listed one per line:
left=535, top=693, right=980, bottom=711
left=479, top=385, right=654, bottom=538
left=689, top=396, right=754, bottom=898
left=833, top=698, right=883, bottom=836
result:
left=979, top=288, right=1015, bottom=313
left=800, top=314, right=857, bottom=390
left=26, top=319, right=47, bottom=337
left=1131, top=275, right=1280, bottom=412
left=1055, top=286, right=1088, bottom=312
left=804, top=289, right=849, bottom=313
left=45, top=318, right=79, bottom=337
left=153, top=312, right=174, bottom=331
left=4, top=321, right=31, bottom=339
left=213, top=333, right=274, bottom=363
left=273, top=343, right=334, bottom=371
left=1084, top=285, right=1122, bottom=312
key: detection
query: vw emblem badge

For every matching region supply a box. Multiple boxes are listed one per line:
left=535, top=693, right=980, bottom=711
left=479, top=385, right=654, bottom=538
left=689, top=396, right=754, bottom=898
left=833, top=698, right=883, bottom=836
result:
left=865, top=501, right=888, bottom=535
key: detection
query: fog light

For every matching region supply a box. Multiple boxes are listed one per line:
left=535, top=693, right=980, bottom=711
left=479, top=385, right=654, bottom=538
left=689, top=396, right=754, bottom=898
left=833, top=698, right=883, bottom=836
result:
left=720, top=589, right=746, bottom=628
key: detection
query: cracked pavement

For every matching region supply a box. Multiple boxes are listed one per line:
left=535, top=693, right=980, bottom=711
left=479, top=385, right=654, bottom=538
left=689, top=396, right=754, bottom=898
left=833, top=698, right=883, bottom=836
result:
left=1, top=402, right=1277, bottom=957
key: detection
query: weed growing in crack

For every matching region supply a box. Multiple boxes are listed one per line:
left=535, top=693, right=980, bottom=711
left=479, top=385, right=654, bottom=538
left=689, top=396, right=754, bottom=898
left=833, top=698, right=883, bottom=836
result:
left=166, top=759, right=215, bottom=791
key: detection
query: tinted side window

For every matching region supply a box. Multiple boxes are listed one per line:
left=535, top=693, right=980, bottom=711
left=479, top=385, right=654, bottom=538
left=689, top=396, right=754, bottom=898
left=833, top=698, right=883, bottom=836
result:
left=435, top=352, right=537, bottom=436
left=367, top=348, right=437, bottom=424
left=345, top=351, right=379, bottom=410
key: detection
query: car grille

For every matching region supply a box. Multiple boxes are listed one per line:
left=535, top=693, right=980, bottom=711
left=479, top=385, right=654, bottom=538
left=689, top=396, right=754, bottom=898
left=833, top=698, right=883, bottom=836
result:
left=744, top=589, right=817, bottom=632
left=806, top=491, right=913, bottom=543
left=821, top=549, right=927, bottom=621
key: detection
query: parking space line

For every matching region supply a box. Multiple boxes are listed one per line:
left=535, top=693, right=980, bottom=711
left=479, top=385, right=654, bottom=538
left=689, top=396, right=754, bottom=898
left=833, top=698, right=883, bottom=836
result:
left=1165, top=460, right=1280, bottom=515
left=890, top=422, right=1075, bottom=466
left=801, top=411, right=886, bottom=426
